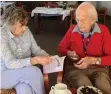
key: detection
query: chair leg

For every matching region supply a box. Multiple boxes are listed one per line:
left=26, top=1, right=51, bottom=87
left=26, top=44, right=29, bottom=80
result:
left=1, top=89, right=16, bottom=94
left=104, top=15, right=106, bottom=25
left=70, top=17, right=72, bottom=26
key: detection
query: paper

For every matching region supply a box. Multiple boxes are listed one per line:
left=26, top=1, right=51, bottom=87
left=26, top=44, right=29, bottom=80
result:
left=43, top=55, right=65, bottom=74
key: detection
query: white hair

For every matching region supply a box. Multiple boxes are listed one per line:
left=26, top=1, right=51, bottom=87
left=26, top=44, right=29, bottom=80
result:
left=75, top=2, right=98, bottom=23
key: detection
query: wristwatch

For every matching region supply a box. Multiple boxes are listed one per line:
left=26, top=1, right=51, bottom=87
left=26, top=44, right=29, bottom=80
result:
left=96, top=58, right=100, bottom=65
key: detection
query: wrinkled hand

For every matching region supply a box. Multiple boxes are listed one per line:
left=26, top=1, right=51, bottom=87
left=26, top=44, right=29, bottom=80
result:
left=31, top=56, right=52, bottom=65
left=74, top=57, right=97, bottom=69
left=67, top=50, right=78, bottom=58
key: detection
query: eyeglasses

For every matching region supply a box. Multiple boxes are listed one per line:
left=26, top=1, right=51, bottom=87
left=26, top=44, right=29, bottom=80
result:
left=76, top=19, right=87, bottom=24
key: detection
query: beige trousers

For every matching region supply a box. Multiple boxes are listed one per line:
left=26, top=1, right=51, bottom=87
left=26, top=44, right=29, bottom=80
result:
left=64, top=66, right=111, bottom=94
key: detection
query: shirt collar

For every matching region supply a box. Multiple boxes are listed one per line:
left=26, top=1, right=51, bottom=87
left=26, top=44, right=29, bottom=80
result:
left=7, top=30, right=15, bottom=39
left=4, top=25, right=15, bottom=39
left=72, top=23, right=101, bottom=34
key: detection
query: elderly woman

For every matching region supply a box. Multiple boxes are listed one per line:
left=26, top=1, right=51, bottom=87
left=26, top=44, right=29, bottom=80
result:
left=1, top=6, right=51, bottom=94
left=58, top=2, right=111, bottom=94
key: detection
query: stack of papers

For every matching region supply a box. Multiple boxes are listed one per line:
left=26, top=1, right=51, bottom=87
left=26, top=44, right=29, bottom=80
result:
left=43, top=55, right=65, bottom=74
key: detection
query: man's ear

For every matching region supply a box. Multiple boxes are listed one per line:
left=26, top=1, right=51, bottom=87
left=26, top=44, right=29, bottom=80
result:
left=91, top=21, right=94, bottom=25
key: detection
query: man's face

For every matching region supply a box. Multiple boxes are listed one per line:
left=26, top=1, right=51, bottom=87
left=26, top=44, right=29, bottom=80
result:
left=12, top=21, right=26, bottom=37
left=76, top=10, right=93, bottom=32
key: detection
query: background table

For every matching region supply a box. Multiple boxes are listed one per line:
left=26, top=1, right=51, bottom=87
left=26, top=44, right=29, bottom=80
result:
left=31, top=7, right=72, bottom=34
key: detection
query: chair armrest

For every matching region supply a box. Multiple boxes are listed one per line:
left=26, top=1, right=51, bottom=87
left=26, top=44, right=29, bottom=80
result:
left=57, top=71, right=63, bottom=83
left=0, top=88, right=16, bottom=94
left=43, top=73, right=49, bottom=93
left=43, top=72, right=63, bottom=93
left=37, top=64, right=50, bottom=93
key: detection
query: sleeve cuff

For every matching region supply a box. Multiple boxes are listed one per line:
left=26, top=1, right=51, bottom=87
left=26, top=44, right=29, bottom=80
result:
left=25, top=58, right=32, bottom=66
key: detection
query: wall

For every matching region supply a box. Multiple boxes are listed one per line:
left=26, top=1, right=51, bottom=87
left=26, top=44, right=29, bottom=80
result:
left=67, top=1, right=111, bottom=16
left=67, top=1, right=76, bottom=5
left=96, top=1, right=111, bottom=16
left=67, top=1, right=97, bottom=7
left=90, top=1, right=97, bottom=7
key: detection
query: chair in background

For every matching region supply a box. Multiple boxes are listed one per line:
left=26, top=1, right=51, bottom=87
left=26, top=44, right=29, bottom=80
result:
left=15, top=1, right=45, bottom=15
left=0, top=65, right=50, bottom=94
left=15, top=1, right=35, bottom=15
left=68, top=4, right=78, bottom=26
left=44, top=1, right=59, bottom=8
left=97, top=7, right=108, bottom=25
left=70, top=10, right=75, bottom=26
left=15, top=1, right=23, bottom=8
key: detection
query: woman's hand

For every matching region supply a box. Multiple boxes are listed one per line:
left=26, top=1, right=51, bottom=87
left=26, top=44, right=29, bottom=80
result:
left=31, top=56, right=52, bottom=65
left=74, top=57, right=97, bottom=69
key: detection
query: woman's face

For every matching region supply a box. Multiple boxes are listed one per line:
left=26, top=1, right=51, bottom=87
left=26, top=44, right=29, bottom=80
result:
left=76, top=10, right=93, bottom=32
left=11, top=21, right=26, bottom=37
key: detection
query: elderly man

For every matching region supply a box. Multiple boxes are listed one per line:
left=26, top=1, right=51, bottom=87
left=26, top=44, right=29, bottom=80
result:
left=58, top=2, right=111, bottom=94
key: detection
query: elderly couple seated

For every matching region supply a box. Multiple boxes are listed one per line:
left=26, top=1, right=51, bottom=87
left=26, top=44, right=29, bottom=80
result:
left=1, top=2, right=111, bottom=94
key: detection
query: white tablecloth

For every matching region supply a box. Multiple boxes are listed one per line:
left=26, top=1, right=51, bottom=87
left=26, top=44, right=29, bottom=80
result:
left=31, top=7, right=71, bottom=20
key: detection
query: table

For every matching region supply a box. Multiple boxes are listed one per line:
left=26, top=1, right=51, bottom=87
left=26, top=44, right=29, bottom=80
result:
left=31, top=7, right=72, bottom=34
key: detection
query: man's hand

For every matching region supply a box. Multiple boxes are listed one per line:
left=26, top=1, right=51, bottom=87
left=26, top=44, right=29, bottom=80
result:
left=67, top=50, right=78, bottom=58
left=74, top=57, right=97, bottom=69
left=31, top=56, right=52, bottom=65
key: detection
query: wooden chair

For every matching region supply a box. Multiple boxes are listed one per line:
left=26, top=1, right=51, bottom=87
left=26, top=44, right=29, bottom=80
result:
left=0, top=65, right=50, bottom=94
left=70, top=10, right=75, bottom=26
left=15, top=1, right=35, bottom=15
left=97, top=7, right=108, bottom=25
left=68, top=4, right=78, bottom=26
left=15, top=1, right=23, bottom=8
left=44, top=1, right=59, bottom=8
left=15, top=1, right=45, bottom=15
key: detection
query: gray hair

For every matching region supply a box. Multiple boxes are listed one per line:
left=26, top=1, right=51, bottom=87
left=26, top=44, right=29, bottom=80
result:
left=1, top=5, right=29, bottom=26
left=75, top=2, right=98, bottom=23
